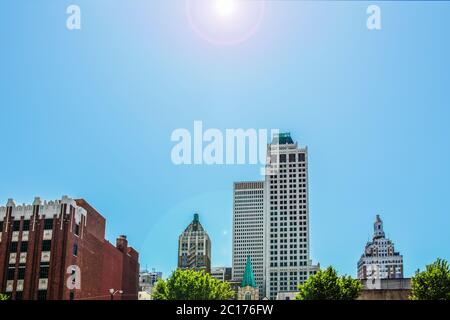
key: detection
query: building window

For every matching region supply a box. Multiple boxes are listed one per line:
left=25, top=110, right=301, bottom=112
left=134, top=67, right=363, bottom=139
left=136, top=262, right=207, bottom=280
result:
left=37, top=290, right=47, bottom=300
left=17, top=267, right=26, bottom=280
left=39, top=265, right=50, bottom=279
left=42, top=240, right=52, bottom=251
left=22, top=220, right=30, bottom=231
left=13, top=220, right=21, bottom=231
left=69, top=291, right=75, bottom=300
left=15, top=291, right=23, bottom=300
left=7, top=268, right=15, bottom=280
left=20, top=241, right=28, bottom=252
left=72, top=243, right=78, bottom=256
left=10, top=242, right=18, bottom=253
left=43, top=219, right=54, bottom=230
left=75, top=223, right=80, bottom=236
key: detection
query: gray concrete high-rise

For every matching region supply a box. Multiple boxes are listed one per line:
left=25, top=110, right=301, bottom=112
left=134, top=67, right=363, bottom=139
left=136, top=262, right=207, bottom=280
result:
left=232, top=181, right=265, bottom=296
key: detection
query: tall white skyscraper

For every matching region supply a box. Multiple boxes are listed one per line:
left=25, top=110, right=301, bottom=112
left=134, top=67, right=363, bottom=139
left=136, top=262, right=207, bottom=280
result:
left=232, top=181, right=265, bottom=296
left=264, top=133, right=319, bottom=299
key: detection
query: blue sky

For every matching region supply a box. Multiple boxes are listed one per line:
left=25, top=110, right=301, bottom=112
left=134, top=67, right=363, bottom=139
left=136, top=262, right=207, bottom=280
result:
left=1, top=1, right=449, bottom=278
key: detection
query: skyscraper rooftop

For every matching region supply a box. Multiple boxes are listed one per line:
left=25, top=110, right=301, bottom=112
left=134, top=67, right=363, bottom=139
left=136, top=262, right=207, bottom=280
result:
left=271, top=132, right=294, bottom=145
left=183, top=213, right=204, bottom=233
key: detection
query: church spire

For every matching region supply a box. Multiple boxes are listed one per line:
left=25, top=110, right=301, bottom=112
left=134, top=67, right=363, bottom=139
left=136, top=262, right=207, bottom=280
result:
left=241, top=256, right=257, bottom=288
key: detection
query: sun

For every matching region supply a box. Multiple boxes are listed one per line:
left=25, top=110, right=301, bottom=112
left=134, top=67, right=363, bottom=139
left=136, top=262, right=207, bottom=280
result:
left=186, top=0, right=266, bottom=46
left=214, top=0, right=236, bottom=18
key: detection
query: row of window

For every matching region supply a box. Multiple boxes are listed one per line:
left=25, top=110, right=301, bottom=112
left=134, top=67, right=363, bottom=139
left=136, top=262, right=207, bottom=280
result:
left=270, top=271, right=312, bottom=276
left=234, top=190, right=264, bottom=195
left=6, top=263, right=49, bottom=281
left=270, top=244, right=307, bottom=249
left=0, top=218, right=81, bottom=235
left=9, top=241, right=29, bottom=253
left=270, top=153, right=306, bottom=163
left=270, top=222, right=307, bottom=226
left=269, top=261, right=308, bottom=267
left=9, top=239, right=79, bottom=257
left=0, top=219, right=51, bottom=233
left=8, top=219, right=54, bottom=232
left=270, top=215, right=307, bottom=221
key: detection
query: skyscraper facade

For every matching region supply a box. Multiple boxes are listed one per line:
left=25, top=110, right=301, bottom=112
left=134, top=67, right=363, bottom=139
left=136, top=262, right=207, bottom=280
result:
left=178, top=213, right=211, bottom=273
left=264, top=133, right=319, bottom=299
left=357, top=215, right=404, bottom=280
left=232, top=181, right=265, bottom=296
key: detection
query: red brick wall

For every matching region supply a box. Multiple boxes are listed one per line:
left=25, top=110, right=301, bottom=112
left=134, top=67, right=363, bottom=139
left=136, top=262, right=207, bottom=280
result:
left=75, top=199, right=106, bottom=241
left=0, top=199, right=139, bottom=300
left=101, top=241, right=124, bottom=300
left=0, top=208, right=12, bottom=294
left=121, top=247, right=139, bottom=300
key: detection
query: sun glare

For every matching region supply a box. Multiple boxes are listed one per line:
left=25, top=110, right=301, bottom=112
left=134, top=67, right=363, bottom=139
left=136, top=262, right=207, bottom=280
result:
left=214, top=0, right=236, bottom=18
left=186, top=0, right=266, bottom=45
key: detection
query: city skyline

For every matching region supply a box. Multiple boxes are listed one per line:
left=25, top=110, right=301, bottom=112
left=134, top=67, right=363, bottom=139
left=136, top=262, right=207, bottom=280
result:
left=0, top=127, right=446, bottom=282
left=2, top=1, right=450, bottom=284
left=0, top=169, right=442, bottom=282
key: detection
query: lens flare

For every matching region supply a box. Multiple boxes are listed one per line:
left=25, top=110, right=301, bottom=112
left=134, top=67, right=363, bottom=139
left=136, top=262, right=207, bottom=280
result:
left=214, top=0, right=236, bottom=18
left=186, top=0, right=266, bottom=46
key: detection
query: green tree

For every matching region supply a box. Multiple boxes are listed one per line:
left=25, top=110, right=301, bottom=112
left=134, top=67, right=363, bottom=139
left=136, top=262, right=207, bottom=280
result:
left=152, top=269, right=235, bottom=300
left=0, top=293, right=10, bottom=301
left=295, top=266, right=361, bottom=300
left=410, top=258, right=450, bottom=300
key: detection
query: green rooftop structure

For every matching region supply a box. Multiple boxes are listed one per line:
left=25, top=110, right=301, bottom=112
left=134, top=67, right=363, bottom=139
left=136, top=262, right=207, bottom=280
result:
left=241, top=256, right=257, bottom=288
left=189, top=213, right=201, bottom=232
left=271, top=132, right=294, bottom=145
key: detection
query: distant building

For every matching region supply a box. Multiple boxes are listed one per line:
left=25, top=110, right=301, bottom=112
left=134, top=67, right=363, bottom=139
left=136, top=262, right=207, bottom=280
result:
left=0, top=196, right=139, bottom=300
left=264, top=133, right=320, bottom=299
left=178, top=213, right=211, bottom=273
left=357, top=215, right=404, bottom=280
left=232, top=181, right=265, bottom=295
left=138, top=291, right=152, bottom=300
left=358, top=278, right=411, bottom=300
left=139, top=269, right=162, bottom=294
left=237, top=256, right=259, bottom=300
left=211, top=267, right=232, bottom=282
left=276, top=291, right=298, bottom=300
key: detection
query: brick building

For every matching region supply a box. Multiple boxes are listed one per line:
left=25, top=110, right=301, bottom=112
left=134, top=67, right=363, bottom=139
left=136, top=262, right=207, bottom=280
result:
left=0, top=196, right=139, bottom=300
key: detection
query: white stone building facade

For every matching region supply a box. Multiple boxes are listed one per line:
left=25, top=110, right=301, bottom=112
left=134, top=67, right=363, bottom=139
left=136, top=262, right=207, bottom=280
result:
left=357, top=215, right=404, bottom=280
left=264, top=133, right=319, bottom=299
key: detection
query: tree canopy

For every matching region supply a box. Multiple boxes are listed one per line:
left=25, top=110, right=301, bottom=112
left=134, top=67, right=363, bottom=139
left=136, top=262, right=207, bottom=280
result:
left=152, top=269, right=235, bottom=300
left=0, top=293, right=9, bottom=301
left=411, top=258, right=450, bottom=300
left=295, top=266, right=361, bottom=300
